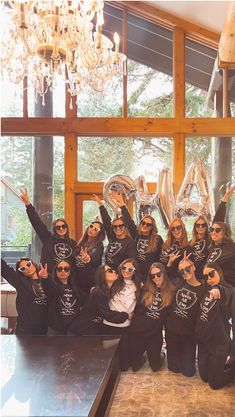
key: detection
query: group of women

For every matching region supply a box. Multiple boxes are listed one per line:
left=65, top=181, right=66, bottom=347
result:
left=1, top=186, right=235, bottom=390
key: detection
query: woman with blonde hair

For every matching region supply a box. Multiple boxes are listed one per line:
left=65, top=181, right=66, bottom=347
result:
left=129, top=262, right=175, bottom=372
left=160, top=217, right=193, bottom=281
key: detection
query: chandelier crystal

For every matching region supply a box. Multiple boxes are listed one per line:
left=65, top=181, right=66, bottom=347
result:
left=1, top=1, right=127, bottom=103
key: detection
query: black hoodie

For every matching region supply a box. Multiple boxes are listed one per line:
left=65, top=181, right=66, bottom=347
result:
left=26, top=204, right=77, bottom=272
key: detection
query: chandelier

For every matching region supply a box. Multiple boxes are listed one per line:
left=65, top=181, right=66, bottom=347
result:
left=1, top=1, right=127, bottom=103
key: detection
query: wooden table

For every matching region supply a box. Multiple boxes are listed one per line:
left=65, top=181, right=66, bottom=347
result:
left=1, top=335, right=120, bottom=417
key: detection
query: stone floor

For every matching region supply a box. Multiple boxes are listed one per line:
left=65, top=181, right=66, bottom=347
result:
left=108, top=358, right=235, bottom=417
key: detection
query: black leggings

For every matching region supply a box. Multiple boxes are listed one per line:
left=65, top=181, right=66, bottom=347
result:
left=102, top=324, right=130, bottom=371
left=198, top=343, right=233, bottom=390
left=165, top=329, right=196, bottom=377
left=129, top=331, right=163, bottom=372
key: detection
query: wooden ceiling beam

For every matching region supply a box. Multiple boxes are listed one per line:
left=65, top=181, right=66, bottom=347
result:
left=2, top=117, right=235, bottom=136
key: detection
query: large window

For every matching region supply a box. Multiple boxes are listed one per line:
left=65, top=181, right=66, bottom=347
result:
left=1, top=136, right=64, bottom=248
left=77, top=136, right=173, bottom=182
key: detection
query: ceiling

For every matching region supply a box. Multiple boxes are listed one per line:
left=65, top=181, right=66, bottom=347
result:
left=145, top=1, right=231, bottom=34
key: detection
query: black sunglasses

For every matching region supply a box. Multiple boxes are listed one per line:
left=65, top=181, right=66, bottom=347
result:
left=179, top=266, right=191, bottom=275
left=150, top=271, right=162, bottom=279
left=209, top=227, right=222, bottom=234
left=122, top=266, right=135, bottom=273
left=56, top=266, right=70, bottom=273
left=55, top=224, right=67, bottom=231
left=203, top=270, right=215, bottom=280
left=171, top=225, right=182, bottom=232
left=113, top=224, right=125, bottom=230
left=89, top=224, right=101, bottom=232
left=195, top=223, right=207, bottom=229
left=18, top=260, right=32, bottom=272
left=141, top=221, right=153, bottom=228
left=105, top=268, right=116, bottom=274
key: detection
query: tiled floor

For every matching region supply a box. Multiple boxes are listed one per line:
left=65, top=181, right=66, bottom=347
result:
left=108, top=359, right=235, bottom=417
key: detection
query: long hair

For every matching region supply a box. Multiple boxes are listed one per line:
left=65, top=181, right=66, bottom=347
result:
left=191, top=215, right=209, bottom=246
left=137, top=215, right=161, bottom=252
left=73, top=221, right=105, bottom=256
left=141, top=262, right=176, bottom=307
left=110, top=258, right=142, bottom=299
left=210, top=221, right=233, bottom=245
left=52, top=218, right=70, bottom=239
left=110, top=216, right=133, bottom=240
left=52, top=260, right=82, bottom=300
left=15, top=257, right=45, bottom=298
left=94, top=265, right=112, bottom=297
left=203, top=262, right=227, bottom=286
left=163, top=217, right=189, bottom=249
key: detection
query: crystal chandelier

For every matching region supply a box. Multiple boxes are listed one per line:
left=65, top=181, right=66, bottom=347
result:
left=1, top=1, right=127, bottom=102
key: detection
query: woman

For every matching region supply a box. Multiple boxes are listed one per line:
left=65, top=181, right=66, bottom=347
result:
left=190, top=186, right=235, bottom=279
left=110, top=191, right=163, bottom=281
left=165, top=256, right=205, bottom=377
left=1, top=257, right=48, bottom=334
left=93, top=194, right=137, bottom=269
left=72, top=221, right=105, bottom=293
left=160, top=217, right=193, bottom=281
left=102, top=258, right=142, bottom=371
left=129, top=262, right=175, bottom=372
left=190, top=215, right=210, bottom=279
left=207, top=221, right=235, bottom=365
left=195, top=262, right=234, bottom=389
left=69, top=265, right=130, bottom=335
left=45, top=260, right=86, bottom=335
left=20, top=188, right=77, bottom=272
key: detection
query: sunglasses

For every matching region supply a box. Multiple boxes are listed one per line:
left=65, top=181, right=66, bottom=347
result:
left=141, top=221, right=153, bottom=228
left=55, top=224, right=67, bottom=231
left=150, top=272, right=162, bottom=279
left=179, top=266, right=191, bottom=275
left=122, top=266, right=135, bottom=273
left=171, top=225, right=182, bottom=232
left=113, top=224, right=125, bottom=230
left=18, top=260, right=32, bottom=272
left=89, top=224, right=101, bottom=232
left=105, top=268, right=116, bottom=274
left=195, top=223, right=207, bottom=229
left=203, top=270, right=215, bottom=280
left=56, top=266, right=70, bottom=273
left=209, top=227, right=222, bottom=234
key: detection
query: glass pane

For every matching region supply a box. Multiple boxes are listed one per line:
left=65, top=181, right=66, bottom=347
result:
left=127, top=14, right=173, bottom=117
left=185, top=38, right=216, bottom=118
left=185, top=136, right=235, bottom=238
left=77, top=137, right=173, bottom=181
left=28, top=80, right=65, bottom=117
left=1, top=80, right=23, bottom=117
left=1, top=136, right=64, bottom=254
left=128, top=60, right=173, bottom=117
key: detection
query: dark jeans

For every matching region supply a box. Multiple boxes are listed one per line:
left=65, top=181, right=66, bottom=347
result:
left=129, top=330, right=163, bottom=372
left=230, top=288, right=235, bottom=358
left=165, top=329, right=196, bottom=377
left=198, top=342, right=233, bottom=389
left=102, top=324, right=130, bottom=371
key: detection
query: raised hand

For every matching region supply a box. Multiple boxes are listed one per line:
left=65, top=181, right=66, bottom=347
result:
left=167, top=251, right=181, bottom=267
left=209, top=288, right=220, bottom=300
left=81, top=247, right=91, bottom=264
left=20, top=188, right=31, bottom=206
left=110, top=191, right=125, bottom=207
left=92, top=194, right=104, bottom=207
left=38, top=263, right=48, bottom=279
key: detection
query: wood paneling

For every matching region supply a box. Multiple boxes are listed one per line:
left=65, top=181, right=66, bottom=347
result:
left=174, top=28, right=185, bottom=119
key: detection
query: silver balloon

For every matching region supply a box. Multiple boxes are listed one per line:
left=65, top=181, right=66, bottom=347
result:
left=135, top=175, right=155, bottom=221
left=175, top=160, right=215, bottom=221
left=155, top=168, right=175, bottom=227
left=103, top=174, right=137, bottom=215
